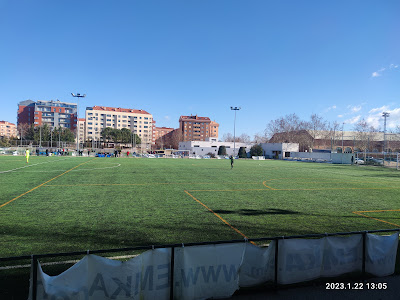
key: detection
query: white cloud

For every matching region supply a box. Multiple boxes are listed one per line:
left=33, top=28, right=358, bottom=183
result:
left=369, top=105, right=390, bottom=114
left=365, top=106, right=400, bottom=130
left=371, top=64, right=399, bottom=78
left=164, top=115, right=170, bottom=121
left=324, top=105, right=337, bottom=113
left=371, top=72, right=381, bottom=78
left=338, top=114, right=344, bottom=118
left=345, top=115, right=361, bottom=124
left=347, top=105, right=362, bottom=113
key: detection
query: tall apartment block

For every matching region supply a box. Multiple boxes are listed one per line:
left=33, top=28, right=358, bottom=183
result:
left=85, top=106, right=153, bottom=145
left=0, top=121, right=18, bottom=138
left=154, top=126, right=175, bottom=148
left=17, top=100, right=77, bottom=130
left=179, top=115, right=219, bottom=141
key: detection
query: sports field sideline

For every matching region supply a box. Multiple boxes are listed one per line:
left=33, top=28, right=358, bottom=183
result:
left=1, top=155, right=400, bottom=258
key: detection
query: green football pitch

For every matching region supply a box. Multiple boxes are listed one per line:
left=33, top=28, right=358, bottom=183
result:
left=1, top=155, right=400, bottom=257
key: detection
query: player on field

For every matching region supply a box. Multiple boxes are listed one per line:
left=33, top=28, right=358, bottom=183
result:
left=25, top=149, right=30, bottom=163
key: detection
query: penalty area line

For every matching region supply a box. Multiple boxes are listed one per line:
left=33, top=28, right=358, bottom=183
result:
left=352, top=211, right=400, bottom=228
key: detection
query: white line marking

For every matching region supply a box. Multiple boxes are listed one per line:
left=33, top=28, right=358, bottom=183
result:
left=0, top=158, right=71, bottom=174
left=21, top=163, right=121, bottom=172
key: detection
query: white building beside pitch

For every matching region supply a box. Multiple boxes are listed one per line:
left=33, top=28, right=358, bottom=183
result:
left=179, top=138, right=253, bottom=157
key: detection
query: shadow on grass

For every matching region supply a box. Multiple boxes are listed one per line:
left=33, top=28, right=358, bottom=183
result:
left=212, top=208, right=300, bottom=216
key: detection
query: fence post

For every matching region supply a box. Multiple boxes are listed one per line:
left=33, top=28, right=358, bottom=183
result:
left=362, top=231, right=367, bottom=278
left=170, top=246, right=175, bottom=300
left=31, top=255, right=38, bottom=300
left=274, top=238, right=279, bottom=287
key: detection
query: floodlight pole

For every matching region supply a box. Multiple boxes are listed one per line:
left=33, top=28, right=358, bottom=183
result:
left=71, top=93, right=86, bottom=152
left=382, top=112, right=390, bottom=165
left=341, top=123, right=344, bottom=164
left=230, top=106, right=241, bottom=157
left=382, top=112, right=389, bottom=152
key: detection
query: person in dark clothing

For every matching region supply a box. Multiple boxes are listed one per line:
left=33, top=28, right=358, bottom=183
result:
left=230, top=155, right=234, bottom=169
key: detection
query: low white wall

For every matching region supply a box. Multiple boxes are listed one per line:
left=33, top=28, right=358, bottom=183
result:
left=290, top=152, right=354, bottom=164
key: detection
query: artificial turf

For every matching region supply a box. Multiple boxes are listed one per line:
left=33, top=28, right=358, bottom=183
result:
left=0, top=155, right=399, bottom=257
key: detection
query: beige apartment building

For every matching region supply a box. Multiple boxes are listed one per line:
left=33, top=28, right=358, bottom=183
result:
left=179, top=115, right=219, bottom=141
left=0, top=121, right=18, bottom=138
left=85, top=106, right=153, bottom=145
left=77, top=118, right=86, bottom=145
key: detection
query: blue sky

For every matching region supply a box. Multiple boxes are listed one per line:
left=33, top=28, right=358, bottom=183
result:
left=1, top=0, right=399, bottom=138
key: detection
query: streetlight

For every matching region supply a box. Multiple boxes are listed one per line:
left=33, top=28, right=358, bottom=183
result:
left=71, top=93, right=86, bottom=153
left=230, top=106, right=241, bottom=157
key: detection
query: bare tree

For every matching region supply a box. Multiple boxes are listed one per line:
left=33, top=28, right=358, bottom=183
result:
left=223, top=132, right=251, bottom=143
left=170, top=129, right=182, bottom=149
left=222, top=133, right=234, bottom=142
left=253, top=132, right=269, bottom=143
left=353, top=119, right=377, bottom=151
left=238, top=133, right=251, bottom=143
left=307, top=114, right=328, bottom=149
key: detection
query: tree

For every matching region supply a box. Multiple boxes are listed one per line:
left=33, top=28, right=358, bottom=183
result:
left=170, top=129, right=182, bottom=149
left=218, top=145, right=227, bottom=156
left=101, top=127, right=114, bottom=146
left=206, top=152, right=216, bottom=158
left=250, top=144, right=263, bottom=157
left=0, top=136, right=11, bottom=147
left=223, top=133, right=251, bottom=143
left=17, top=123, right=30, bottom=141
left=222, top=133, right=234, bottom=142
left=120, top=128, right=132, bottom=143
left=238, top=147, right=247, bottom=158
left=253, top=132, right=268, bottom=143
left=353, top=119, right=377, bottom=151
left=111, top=128, right=122, bottom=143
left=308, top=114, right=328, bottom=149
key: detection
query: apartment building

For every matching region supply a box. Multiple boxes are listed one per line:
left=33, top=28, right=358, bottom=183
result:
left=77, top=118, right=86, bottom=144
left=17, top=100, right=77, bottom=130
left=154, top=126, right=175, bottom=148
left=179, top=115, right=219, bottom=142
left=85, top=106, right=153, bottom=145
left=0, top=121, right=18, bottom=138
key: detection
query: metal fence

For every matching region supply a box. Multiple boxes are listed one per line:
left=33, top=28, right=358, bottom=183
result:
left=355, top=152, right=400, bottom=169
left=1, top=228, right=399, bottom=300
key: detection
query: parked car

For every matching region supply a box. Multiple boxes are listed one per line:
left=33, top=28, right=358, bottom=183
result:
left=354, top=158, right=364, bottom=164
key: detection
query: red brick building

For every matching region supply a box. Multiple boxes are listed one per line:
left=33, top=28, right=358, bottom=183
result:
left=154, top=126, right=175, bottom=148
left=179, top=115, right=219, bottom=141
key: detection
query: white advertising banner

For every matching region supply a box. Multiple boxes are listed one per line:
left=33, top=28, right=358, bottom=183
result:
left=239, top=241, right=275, bottom=287
left=366, top=233, right=398, bottom=277
left=321, top=235, right=363, bottom=277
left=278, top=235, right=364, bottom=284
left=28, top=233, right=398, bottom=299
left=278, top=238, right=325, bottom=284
left=173, top=243, right=245, bottom=300
left=30, top=249, right=171, bottom=300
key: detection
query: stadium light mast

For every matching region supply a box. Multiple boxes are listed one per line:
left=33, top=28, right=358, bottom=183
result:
left=71, top=93, right=86, bottom=152
left=230, top=106, right=241, bottom=157
left=382, top=112, right=390, bottom=152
